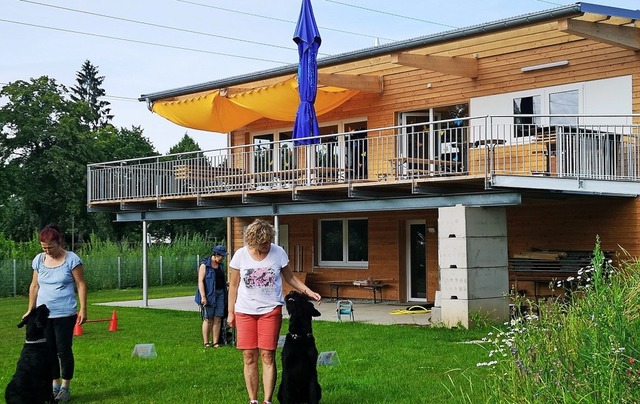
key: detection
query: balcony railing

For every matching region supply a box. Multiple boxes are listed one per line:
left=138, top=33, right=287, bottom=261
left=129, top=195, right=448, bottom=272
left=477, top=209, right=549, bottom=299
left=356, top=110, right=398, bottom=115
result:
left=87, top=115, right=640, bottom=207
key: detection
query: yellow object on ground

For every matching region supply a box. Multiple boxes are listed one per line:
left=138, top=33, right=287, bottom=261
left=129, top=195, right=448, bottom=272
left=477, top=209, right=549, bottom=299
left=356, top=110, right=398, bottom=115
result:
left=390, top=306, right=431, bottom=315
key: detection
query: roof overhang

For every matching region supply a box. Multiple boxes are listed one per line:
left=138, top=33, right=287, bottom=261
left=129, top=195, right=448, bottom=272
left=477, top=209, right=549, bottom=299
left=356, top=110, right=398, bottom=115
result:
left=139, top=2, right=640, bottom=133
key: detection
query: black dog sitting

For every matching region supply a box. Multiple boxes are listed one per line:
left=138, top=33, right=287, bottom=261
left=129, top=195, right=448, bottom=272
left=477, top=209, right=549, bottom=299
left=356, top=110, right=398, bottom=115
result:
left=5, top=304, right=54, bottom=404
left=277, top=291, right=322, bottom=404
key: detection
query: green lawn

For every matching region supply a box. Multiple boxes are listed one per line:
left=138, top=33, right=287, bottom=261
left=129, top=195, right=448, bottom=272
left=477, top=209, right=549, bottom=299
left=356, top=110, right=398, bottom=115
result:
left=1, top=287, right=492, bottom=403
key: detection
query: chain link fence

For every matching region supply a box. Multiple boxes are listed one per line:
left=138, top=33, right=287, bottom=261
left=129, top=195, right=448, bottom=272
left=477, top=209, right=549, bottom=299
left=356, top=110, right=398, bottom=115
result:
left=0, top=255, right=202, bottom=298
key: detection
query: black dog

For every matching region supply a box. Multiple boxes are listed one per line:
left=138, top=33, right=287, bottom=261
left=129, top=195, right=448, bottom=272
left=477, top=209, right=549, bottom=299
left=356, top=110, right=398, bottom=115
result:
left=277, top=291, right=322, bottom=404
left=5, top=304, right=55, bottom=404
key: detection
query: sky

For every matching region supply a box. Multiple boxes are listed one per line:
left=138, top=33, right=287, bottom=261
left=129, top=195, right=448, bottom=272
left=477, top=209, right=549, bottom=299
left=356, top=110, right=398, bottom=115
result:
left=1, top=0, right=638, bottom=154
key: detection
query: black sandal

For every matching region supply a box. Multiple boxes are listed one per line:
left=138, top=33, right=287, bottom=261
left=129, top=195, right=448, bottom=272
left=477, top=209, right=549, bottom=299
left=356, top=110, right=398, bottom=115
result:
left=212, top=343, right=220, bottom=348
left=204, top=342, right=213, bottom=348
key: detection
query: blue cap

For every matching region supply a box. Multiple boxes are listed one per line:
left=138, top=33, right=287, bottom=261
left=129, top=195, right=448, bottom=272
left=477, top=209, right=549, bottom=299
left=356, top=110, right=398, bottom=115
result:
left=212, top=245, right=228, bottom=256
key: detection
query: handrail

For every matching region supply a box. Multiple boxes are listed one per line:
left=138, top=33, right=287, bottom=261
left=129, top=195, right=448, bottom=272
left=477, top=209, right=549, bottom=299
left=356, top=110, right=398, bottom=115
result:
left=87, top=115, right=640, bottom=205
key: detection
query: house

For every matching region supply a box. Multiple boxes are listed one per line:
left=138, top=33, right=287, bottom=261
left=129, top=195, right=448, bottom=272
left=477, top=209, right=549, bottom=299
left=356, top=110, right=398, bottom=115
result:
left=88, top=2, right=640, bottom=327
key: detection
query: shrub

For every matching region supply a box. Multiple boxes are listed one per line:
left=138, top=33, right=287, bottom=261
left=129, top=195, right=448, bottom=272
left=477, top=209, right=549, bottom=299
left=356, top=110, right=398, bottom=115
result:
left=479, top=238, right=640, bottom=402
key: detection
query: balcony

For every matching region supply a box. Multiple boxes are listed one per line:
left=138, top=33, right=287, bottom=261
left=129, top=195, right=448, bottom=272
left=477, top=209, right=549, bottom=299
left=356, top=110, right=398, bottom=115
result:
left=87, top=115, right=640, bottom=212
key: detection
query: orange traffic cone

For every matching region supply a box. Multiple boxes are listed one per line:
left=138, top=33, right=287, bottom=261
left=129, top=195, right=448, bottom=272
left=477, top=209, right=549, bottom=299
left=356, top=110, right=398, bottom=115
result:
left=73, top=322, right=83, bottom=336
left=108, top=310, right=118, bottom=332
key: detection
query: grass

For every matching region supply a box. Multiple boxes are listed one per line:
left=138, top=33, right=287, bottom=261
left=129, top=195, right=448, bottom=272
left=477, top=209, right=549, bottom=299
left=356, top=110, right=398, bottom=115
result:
left=478, top=240, right=640, bottom=403
left=1, top=286, right=492, bottom=403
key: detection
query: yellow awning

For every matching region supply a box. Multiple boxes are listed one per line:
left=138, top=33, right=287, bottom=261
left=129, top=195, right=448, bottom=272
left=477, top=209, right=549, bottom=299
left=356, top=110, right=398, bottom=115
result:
left=151, top=77, right=358, bottom=132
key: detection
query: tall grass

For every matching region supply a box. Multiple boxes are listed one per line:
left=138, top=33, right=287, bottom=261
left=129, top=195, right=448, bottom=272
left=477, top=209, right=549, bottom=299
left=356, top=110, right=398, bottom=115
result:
left=478, top=239, right=640, bottom=403
left=0, top=288, right=491, bottom=403
left=0, top=233, right=220, bottom=296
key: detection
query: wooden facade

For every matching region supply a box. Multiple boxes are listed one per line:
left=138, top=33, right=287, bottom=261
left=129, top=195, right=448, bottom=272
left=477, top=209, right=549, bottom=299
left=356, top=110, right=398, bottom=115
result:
left=216, top=5, right=640, bottom=303
left=93, top=4, right=640, bottom=319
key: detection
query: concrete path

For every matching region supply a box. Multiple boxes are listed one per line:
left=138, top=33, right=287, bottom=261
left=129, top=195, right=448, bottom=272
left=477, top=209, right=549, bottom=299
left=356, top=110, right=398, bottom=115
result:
left=97, top=296, right=431, bottom=326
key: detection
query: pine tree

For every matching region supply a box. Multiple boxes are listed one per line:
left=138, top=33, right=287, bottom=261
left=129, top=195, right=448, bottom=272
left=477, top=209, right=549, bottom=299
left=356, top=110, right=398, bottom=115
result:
left=70, top=60, right=113, bottom=130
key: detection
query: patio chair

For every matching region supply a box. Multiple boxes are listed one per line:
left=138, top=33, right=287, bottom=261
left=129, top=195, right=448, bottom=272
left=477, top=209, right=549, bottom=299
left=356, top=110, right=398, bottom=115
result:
left=336, top=300, right=354, bottom=321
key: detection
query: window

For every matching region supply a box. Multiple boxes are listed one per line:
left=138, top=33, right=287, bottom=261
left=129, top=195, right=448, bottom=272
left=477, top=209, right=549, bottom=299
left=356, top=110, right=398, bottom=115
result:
left=318, top=218, right=368, bottom=266
left=253, top=134, right=273, bottom=173
left=278, top=131, right=296, bottom=170
left=513, top=95, right=541, bottom=136
left=315, top=125, right=339, bottom=167
left=549, top=90, right=579, bottom=126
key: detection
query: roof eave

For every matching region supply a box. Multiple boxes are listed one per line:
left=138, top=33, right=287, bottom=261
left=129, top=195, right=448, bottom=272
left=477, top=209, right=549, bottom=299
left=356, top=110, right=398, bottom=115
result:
left=140, top=3, right=594, bottom=103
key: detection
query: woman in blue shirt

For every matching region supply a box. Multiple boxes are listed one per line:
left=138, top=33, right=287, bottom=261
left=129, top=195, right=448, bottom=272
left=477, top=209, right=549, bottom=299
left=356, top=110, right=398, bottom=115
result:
left=25, top=224, right=87, bottom=403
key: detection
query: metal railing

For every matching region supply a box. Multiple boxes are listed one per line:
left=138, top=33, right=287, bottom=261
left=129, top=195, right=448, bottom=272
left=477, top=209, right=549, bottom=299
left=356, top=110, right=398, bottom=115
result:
left=87, top=115, right=640, bottom=204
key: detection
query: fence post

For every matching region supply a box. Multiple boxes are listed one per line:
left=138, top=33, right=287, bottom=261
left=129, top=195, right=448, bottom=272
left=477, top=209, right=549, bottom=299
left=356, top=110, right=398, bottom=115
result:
left=160, top=255, right=163, bottom=286
left=13, top=259, right=17, bottom=297
left=117, top=256, right=121, bottom=289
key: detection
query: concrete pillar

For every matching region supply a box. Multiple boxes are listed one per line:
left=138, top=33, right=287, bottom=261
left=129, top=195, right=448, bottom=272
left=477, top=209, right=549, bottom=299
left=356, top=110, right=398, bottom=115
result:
left=431, top=205, right=509, bottom=328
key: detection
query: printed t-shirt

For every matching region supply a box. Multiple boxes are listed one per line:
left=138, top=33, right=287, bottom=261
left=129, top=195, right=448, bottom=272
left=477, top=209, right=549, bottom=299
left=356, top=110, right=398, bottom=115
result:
left=229, top=243, right=289, bottom=315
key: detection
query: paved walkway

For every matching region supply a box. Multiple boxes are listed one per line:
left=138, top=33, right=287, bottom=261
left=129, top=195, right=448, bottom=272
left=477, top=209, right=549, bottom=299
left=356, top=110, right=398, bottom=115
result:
left=97, top=296, right=431, bottom=326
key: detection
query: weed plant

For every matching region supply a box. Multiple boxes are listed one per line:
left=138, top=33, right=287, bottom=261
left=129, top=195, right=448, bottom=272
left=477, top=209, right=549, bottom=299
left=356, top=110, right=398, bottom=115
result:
left=477, top=239, right=640, bottom=403
left=0, top=287, right=492, bottom=403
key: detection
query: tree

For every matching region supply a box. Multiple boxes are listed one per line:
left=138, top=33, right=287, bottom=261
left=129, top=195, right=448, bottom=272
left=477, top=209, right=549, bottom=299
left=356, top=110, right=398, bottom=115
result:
left=0, top=76, right=159, bottom=242
left=70, top=60, right=113, bottom=130
left=169, top=133, right=201, bottom=155
left=0, top=77, right=94, bottom=240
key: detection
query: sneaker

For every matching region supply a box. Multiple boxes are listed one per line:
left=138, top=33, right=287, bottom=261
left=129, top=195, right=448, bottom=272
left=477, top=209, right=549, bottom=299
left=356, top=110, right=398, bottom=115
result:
left=55, top=388, right=71, bottom=402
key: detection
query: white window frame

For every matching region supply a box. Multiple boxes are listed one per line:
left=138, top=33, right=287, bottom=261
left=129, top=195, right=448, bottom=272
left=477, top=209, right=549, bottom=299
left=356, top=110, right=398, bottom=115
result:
left=317, top=218, right=368, bottom=268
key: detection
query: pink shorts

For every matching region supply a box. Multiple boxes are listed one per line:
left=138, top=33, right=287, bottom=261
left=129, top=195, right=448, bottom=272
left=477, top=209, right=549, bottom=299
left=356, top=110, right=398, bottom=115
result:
left=235, top=306, right=283, bottom=350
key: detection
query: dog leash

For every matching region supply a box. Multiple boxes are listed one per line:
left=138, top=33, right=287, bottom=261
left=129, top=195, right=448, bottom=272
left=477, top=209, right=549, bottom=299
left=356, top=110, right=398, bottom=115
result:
left=24, top=338, right=47, bottom=344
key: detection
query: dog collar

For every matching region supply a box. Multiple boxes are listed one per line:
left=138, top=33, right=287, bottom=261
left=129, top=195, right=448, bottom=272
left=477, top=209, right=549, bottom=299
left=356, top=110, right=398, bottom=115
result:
left=288, top=332, right=313, bottom=339
left=24, top=338, right=47, bottom=344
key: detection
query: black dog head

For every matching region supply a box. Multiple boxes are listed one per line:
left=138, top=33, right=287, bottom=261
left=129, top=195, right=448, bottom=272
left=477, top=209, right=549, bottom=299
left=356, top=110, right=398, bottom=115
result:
left=18, top=305, right=49, bottom=342
left=284, top=291, right=320, bottom=336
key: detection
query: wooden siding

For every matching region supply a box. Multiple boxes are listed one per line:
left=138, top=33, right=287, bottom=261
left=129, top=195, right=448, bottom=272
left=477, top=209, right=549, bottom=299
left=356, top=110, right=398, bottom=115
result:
left=228, top=199, right=637, bottom=302
left=225, top=17, right=640, bottom=302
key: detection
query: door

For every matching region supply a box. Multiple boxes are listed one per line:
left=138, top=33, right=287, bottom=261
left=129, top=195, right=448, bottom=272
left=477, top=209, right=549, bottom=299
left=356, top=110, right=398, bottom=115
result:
left=406, top=220, right=427, bottom=301
left=398, top=112, right=441, bottom=176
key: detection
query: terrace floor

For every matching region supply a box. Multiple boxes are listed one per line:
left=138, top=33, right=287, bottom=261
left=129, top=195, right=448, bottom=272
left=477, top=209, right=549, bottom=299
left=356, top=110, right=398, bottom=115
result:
left=97, top=295, right=432, bottom=326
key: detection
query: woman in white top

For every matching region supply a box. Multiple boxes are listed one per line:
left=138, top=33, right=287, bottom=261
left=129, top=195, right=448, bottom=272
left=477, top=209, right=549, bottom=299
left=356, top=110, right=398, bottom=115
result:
left=227, top=219, right=321, bottom=404
left=26, top=224, right=87, bottom=403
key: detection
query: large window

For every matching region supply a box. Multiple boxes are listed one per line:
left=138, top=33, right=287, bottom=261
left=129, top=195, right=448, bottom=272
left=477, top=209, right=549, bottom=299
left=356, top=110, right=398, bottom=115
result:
left=549, top=90, right=578, bottom=126
left=318, top=218, right=368, bottom=266
left=253, top=134, right=273, bottom=173
left=513, top=95, right=541, bottom=136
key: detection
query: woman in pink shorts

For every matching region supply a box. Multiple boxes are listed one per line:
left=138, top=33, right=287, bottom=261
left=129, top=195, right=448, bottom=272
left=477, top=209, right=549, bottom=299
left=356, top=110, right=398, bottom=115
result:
left=227, top=219, right=321, bottom=404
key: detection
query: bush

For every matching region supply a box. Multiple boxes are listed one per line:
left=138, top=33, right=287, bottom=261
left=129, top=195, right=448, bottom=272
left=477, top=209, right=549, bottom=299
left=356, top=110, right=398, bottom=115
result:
left=478, top=238, right=640, bottom=402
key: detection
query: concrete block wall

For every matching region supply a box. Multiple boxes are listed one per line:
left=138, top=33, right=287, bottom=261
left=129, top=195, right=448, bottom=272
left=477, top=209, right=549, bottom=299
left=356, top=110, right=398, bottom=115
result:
left=436, top=205, right=510, bottom=328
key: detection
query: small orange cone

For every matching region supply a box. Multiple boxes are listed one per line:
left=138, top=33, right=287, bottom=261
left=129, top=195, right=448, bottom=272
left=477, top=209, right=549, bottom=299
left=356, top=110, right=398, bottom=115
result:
left=108, top=310, right=118, bottom=332
left=73, top=322, right=83, bottom=336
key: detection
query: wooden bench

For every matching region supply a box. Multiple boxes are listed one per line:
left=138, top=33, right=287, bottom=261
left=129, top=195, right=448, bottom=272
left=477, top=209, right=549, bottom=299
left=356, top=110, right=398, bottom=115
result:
left=318, top=281, right=388, bottom=303
left=509, top=270, right=578, bottom=301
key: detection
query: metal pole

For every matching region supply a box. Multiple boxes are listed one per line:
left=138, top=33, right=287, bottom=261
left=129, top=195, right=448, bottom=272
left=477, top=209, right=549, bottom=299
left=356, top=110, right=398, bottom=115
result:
left=117, top=256, right=121, bottom=289
left=13, top=259, right=17, bottom=297
left=274, top=215, right=279, bottom=245
left=159, top=255, right=163, bottom=286
left=142, top=220, right=148, bottom=307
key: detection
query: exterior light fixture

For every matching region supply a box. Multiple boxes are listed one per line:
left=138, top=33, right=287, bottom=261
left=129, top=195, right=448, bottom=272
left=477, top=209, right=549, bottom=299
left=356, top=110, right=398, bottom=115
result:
left=521, top=60, right=569, bottom=72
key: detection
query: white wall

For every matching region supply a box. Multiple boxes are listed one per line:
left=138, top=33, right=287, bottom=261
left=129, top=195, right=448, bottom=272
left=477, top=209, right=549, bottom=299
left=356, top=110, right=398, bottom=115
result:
left=469, top=75, right=633, bottom=143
